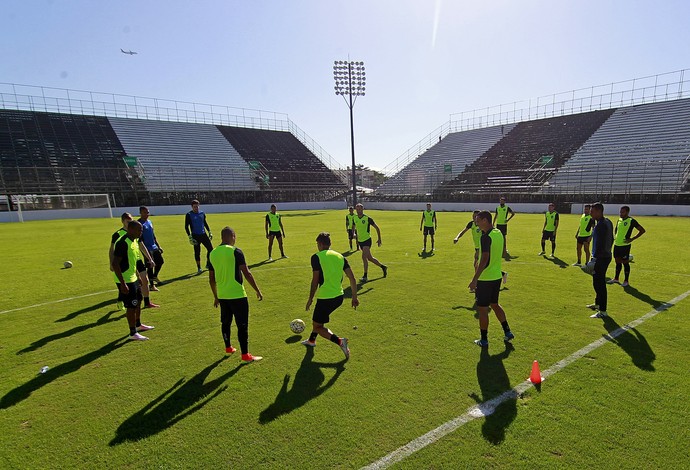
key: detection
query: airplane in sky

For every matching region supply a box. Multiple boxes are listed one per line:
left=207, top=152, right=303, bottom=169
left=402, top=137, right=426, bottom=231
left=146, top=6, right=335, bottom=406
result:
left=120, top=49, right=138, bottom=55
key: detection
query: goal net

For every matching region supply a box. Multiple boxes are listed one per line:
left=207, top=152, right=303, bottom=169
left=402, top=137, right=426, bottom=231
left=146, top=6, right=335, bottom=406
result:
left=14, top=194, right=113, bottom=222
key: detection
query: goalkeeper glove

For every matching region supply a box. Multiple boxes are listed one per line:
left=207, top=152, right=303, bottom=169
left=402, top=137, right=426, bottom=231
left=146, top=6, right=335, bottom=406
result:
left=208, top=232, right=213, bottom=240
left=188, top=235, right=197, bottom=245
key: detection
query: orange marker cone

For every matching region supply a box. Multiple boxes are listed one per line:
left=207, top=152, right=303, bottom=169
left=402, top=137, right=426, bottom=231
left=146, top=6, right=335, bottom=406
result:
left=529, top=360, right=544, bottom=384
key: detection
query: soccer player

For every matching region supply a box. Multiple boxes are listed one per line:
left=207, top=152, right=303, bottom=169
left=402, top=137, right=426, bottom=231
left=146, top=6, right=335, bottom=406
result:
left=185, top=199, right=214, bottom=274
left=138, top=206, right=164, bottom=287
left=112, top=220, right=155, bottom=341
left=538, top=203, right=559, bottom=258
left=468, top=211, right=514, bottom=347
left=345, top=206, right=359, bottom=251
left=588, top=202, right=614, bottom=318
left=302, top=232, right=359, bottom=361
left=264, top=204, right=286, bottom=261
left=419, top=203, right=438, bottom=252
left=353, top=203, right=387, bottom=283
left=109, top=212, right=159, bottom=308
left=209, top=226, right=263, bottom=363
left=573, top=204, right=595, bottom=266
left=608, top=205, right=646, bottom=287
left=493, top=196, right=515, bottom=258
left=454, top=210, right=482, bottom=269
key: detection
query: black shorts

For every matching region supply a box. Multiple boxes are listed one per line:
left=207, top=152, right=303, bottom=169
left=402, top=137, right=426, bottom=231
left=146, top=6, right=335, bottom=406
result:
left=347, top=229, right=355, bottom=240
left=577, top=236, right=591, bottom=244
left=423, top=226, right=435, bottom=236
left=117, top=281, right=142, bottom=308
left=496, top=224, right=507, bottom=235
left=542, top=230, right=556, bottom=241
left=312, top=296, right=344, bottom=324
left=476, top=279, right=501, bottom=307
left=218, top=297, right=249, bottom=324
left=359, top=238, right=372, bottom=248
left=613, top=245, right=631, bottom=260
left=136, top=260, right=146, bottom=272
left=268, top=231, right=282, bottom=239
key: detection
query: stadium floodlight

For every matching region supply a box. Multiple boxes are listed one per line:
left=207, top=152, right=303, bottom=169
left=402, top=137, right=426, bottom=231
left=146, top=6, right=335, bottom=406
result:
left=333, top=59, right=366, bottom=206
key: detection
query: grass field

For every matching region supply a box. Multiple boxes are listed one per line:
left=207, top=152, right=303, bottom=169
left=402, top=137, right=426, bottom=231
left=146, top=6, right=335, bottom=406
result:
left=1, top=209, right=689, bottom=469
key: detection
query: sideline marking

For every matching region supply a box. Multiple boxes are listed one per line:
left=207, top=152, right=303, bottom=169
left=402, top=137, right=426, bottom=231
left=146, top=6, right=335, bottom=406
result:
left=362, top=289, right=690, bottom=470
left=0, top=290, right=117, bottom=315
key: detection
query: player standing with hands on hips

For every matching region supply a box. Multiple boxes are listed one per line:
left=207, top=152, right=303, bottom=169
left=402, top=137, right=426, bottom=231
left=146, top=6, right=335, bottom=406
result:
left=265, top=204, right=287, bottom=261
left=494, top=196, right=515, bottom=258
left=303, top=232, right=359, bottom=360
left=608, top=205, right=645, bottom=287
left=185, top=199, right=214, bottom=274
left=468, top=211, right=514, bottom=348
left=420, top=203, right=437, bottom=252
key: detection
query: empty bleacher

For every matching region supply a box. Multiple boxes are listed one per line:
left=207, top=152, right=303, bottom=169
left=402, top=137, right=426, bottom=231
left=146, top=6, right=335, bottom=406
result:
left=437, top=109, right=617, bottom=196
left=376, top=124, right=517, bottom=196
left=108, top=117, right=258, bottom=192
left=216, top=126, right=345, bottom=190
left=0, top=110, right=143, bottom=201
left=544, top=98, right=690, bottom=196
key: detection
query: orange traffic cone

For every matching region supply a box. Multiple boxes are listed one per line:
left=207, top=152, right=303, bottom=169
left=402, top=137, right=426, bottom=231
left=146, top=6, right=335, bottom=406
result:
left=529, top=360, right=544, bottom=384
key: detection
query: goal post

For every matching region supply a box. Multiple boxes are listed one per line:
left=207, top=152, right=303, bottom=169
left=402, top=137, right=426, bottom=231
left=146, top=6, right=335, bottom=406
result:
left=14, top=194, right=113, bottom=222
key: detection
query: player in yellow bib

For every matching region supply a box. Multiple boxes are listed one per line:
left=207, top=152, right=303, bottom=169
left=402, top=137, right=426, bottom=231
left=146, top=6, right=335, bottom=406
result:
left=573, top=204, right=595, bottom=266
left=264, top=204, right=287, bottom=261
left=538, top=203, right=559, bottom=258
left=354, top=203, right=388, bottom=282
left=469, top=211, right=514, bottom=348
left=608, top=205, right=645, bottom=287
left=209, top=227, right=264, bottom=362
left=303, top=232, right=359, bottom=360
left=454, top=210, right=482, bottom=269
left=345, top=206, right=359, bottom=251
left=419, top=203, right=438, bottom=252
left=493, top=196, right=515, bottom=258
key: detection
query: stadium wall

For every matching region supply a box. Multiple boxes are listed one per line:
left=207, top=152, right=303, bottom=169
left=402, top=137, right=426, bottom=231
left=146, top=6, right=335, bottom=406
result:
left=2, top=201, right=688, bottom=223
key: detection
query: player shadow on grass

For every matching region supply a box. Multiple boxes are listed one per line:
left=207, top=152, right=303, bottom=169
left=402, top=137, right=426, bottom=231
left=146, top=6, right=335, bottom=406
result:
left=18, top=310, right=126, bottom=355
left=418, top=250, right=435, bottom=259
left=601, top=316, right=656, bottom=371
left=248, top=258, right=277, bottom=269
left=110, top=358, right=244, bottom=445
left=621, top=285, right=664, bottom=309
left=55, top=298, right=118, bottom=323
left=1, top=337, right=129, bottom=410
left=156, top=272, right=199, bottom=286
left=258, top=347, right=345, bottom=424
left=468, top=342, right=517, bottom=445
left=344, top=285, right=373, bottom=298
left=544, top=256, right=569, bottom=269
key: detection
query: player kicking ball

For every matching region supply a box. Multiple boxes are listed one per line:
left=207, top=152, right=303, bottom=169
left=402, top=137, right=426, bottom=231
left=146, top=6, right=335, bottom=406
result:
left=302, top=232, right=359, bottom=360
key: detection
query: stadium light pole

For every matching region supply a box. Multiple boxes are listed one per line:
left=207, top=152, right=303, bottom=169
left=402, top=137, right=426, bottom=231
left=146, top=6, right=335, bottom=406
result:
left=333, top=60, right=366, bottom=206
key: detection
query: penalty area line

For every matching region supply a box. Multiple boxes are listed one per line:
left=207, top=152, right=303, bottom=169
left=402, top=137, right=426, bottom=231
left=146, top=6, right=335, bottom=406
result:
left=0, top=289, right=117, bottom=315
left=362, top=288, right=690, bottom=470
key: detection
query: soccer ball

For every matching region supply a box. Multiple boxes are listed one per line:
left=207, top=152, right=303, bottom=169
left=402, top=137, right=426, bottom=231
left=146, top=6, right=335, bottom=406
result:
left=63, top=261, right=73, bottom=269
left=628, top=254, right=634, bottom=262
left=582, top=259, right=596, bottom=275
left=289, top=319, right=306, bottom=334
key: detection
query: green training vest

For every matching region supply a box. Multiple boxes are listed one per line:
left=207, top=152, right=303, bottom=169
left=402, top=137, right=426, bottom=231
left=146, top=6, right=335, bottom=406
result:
left=316, top=249, right=345, bottom=299
left=346, top=213, right=356, bottom=229
left=209, top=245, right=247, bottom=299
left=578, top=214, right=593, bottom=237
left=615, top=217, right=634, bottom=247
left=471, top=222, right=482, bottom=249
left=267, top=212, right=281, bottom=232
left=423, top=210, right=435, bottom=227
left=496, top=205, right=509, bottom=224
left=544, top=211, right=558, bottom=231
left=354, top=215, right=372, bottom=242
left=479, top=229, right=504, bottom=281
left=113, top=235, right=140, bottom=284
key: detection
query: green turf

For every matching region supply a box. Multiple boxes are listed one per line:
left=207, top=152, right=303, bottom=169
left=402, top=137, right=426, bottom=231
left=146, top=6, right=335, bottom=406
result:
left=1, top=209, right=689, bottom=468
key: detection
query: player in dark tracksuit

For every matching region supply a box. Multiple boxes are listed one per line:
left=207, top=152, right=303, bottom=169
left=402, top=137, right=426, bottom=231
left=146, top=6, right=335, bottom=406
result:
left=185, top=199, right=214, bottom=273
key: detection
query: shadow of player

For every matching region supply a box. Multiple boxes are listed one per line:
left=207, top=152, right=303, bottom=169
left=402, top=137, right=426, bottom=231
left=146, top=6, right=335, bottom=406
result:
left=258, top=347, right=345, bottom=424
left=544, top=256, right=569, bottom=269
left=602, top=316, right=656, bottom=371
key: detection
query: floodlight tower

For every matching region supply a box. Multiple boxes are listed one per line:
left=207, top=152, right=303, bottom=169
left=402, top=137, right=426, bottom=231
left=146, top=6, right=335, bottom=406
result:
left=333, top=60, right=366, bottom=206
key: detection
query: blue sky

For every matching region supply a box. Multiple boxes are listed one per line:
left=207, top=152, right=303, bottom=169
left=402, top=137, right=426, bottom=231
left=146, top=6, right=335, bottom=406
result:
left=2, top=0, right=689, bottom=170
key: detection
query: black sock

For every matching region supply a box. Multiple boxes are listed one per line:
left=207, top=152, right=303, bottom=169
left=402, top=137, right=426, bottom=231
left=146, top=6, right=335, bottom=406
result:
left=129, top=327, right=136, bottom=336
left=624, top=264, right=630, bottom=281
left=501, top=320, right=510, bottom=333
left=615, top=264, right=622, bottom=279
left=144, top=297, right=150, bottom=306
left=362, top=272, right=368, bottom=277
left=135, top=320, right=141, bottom=328
left=329, top=334, right=340, bottom=345
left=480, top=329, right=488, bottom=341
left=309, top=332, right=318, bottom=342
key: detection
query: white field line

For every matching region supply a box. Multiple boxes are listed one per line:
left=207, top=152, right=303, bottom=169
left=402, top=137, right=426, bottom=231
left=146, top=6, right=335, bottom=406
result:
left=362, top=289, right=690, bottom=470
left=0, top=289, right=118, bottom=315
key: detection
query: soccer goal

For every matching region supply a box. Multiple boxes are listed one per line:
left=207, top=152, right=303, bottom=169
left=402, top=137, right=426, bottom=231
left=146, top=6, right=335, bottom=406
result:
left=14, top=194, right=113, bottom=222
